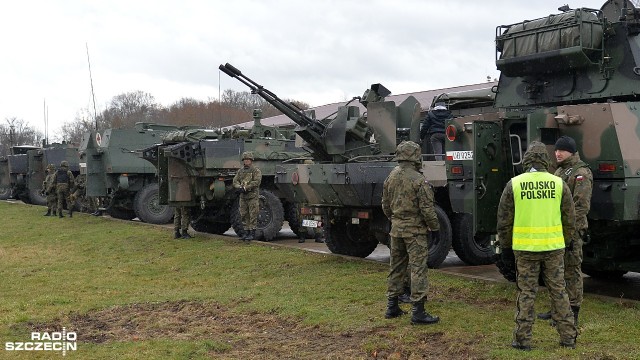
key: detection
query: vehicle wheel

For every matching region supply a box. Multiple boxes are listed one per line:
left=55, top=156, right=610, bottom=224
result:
left=133, top=183, right=174, bottom=224
left=191, top=219, right=231, bottom=234
left=0, top=187, right=10, bottom=200
left=284, top=202, right=313, bottom=239
left=582, top=268, right=628, bottom=279
left=230, top=190, right=284, bottom=241
left=325, top=218, right=379, bottom=258
left=107, top=206, right=137, bottom=220
left=28, top=188, right=47, bottom=206
left=451, top=213, right=495, bottom=265
left=427, top=205, right=453, bottom=268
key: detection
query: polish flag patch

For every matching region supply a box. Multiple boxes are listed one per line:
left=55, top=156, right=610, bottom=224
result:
left=576, top=175, right=584, bottom=181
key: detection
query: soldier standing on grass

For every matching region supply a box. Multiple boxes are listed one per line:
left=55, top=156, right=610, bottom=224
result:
left=538, top=135, right=593, bottom=326
left=54, top=160, right=75, bottom=218
left=43, top=164, right=57, bottom=216
left=233, top=151, right=262, bottom=242
left=496, top=141, right=577, bottom=351
left=382, top=141, right=440, bottom=325
left=174, top=206, right=192, bottom=239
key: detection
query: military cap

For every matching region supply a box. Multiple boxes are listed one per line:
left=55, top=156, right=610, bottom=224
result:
left=241, top=151, right=254, bottom=160
left=555, top=135, right=577, bottom=154
left=60, top=160, right=69, bottom=167
left=522, top=141, right=551, bottom=170
left=393, top=141, right=422, bottom=163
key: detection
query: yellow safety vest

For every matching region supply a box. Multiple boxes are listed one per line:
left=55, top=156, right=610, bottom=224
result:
left=511, top=171, right=565, bottom=251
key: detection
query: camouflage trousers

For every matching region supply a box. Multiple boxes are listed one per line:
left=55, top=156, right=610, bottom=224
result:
left=239, top=195, right=259, bottom=230
left=174, top=207, right=190, bottom=231
left=565, top=232, right=584, bottom=307
left=46, top=192, right=57, bottom=211
left=514, top=249, right=577, bottom=347
left=387, top=234, right=429, bottom=303
left=56, top=184, right=71, bottom=214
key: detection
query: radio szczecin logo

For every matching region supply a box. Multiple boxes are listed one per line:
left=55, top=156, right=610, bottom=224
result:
left=5, top=328, right=77, bottom=356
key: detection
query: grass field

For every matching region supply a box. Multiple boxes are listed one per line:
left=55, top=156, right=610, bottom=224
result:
left=1, top=201, right=639, bottom=359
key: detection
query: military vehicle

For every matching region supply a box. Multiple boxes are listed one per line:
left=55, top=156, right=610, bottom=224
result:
left=219, top=63, right=460, bottom=268
left=445, top=0, right=640, bottom=279
left=0, top=145, right=42, bottom=202
left=79, top=122, right=181, bottom=223
left=26, top=143, right=81, bottom=206
left=141, top=109, right=310, bottom=240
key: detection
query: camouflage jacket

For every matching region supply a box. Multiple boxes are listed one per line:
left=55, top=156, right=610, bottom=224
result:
left=232, top=165, right=262, bottom=199
left=496, top=169, right=576, bottom=249
left=44, top=173, right=56, bottom=193
left=554, top=153, right=593, bottom=231
left=382, top=162, right=439, bottom=237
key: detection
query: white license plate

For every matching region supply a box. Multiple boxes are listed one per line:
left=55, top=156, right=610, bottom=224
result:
left=302, top=219, right=319, bottom=228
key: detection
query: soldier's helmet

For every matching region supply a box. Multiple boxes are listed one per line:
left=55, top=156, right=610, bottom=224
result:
left=242, top=151, right=254, bottom=160
left=393, top=141, right=422, bottom=163
left=522, top=141, right=551, bottom=170
left=47, top=164, right=55, bottom=171
left=60, top=160, right=69, bottom=168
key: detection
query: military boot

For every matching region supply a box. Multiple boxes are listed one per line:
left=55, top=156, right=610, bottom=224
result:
left=44, top=209, right=51, bottom=216
left=52, top=210, right=57, bottom=216
left=398, top=287, right=412, bottom=304
left=174, top=230, right=181, bottom=239
left=410, top=301, right=439, bottom=325
left=59, top=212, right=64, bottom=218
left=537, top=310, right=552, bottom=320
left=571, top=305, right=580, bottom=326
left=69, top=209, right=73, bottom=218
left=181, top=230, right=193, bottom=239
left=238, top=229, right=247, bottom=240
left=244, top=230, right=255, bottom=242
left=384, top=296, right=406, bottom=319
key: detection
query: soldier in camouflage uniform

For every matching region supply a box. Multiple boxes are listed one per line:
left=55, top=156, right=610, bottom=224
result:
left=173, top=207, right=192, bottom=239
left=538, top=136, right=593, bottom=325
left=43, top=164, right=58, bottom=216
left=54, top=160, right=75, bottom=218
left=382, top=141, right=440, bottom=325
left=233, top=151, right=262, bottom=242
left=497, top=141, right=577, bottom=350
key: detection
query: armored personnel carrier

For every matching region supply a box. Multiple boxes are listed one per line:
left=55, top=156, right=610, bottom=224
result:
left=79, top=122, right=180, bottom=223
left=26, top=143, right=81, bottom=206
left=0, top=145, right=42, bottom=202
left=445, top=0, right=640, bottom=278
left=141, top=110, right=309, bottom=240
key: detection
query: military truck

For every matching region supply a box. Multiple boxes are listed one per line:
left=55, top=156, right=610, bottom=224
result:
left=141, top=109, right=310, bottom=240
left=79, top=122, right=181, bottom=223
left=219, top=63, right=461, bottom=267
left=0, top=145, right=42, bottom=202
left=445, top=0, right=640, bottom=279
left=26, top=143, right=81, bottom=206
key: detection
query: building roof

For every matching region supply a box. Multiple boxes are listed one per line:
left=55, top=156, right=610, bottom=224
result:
left=233, top=81, right=498, bottom=128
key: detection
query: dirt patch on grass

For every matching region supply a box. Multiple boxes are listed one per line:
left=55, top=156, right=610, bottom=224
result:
left=24, top=300, right=483, bottom=359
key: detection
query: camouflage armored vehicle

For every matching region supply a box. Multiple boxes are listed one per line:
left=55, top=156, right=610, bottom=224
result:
left=445, top=0, right=640, bottom=278
left=26, top=143, right=80, bottom=206
left=142, top=109, right=310, bottom=240
left=79, top=122, right=181, bottom=223
left=0, top=145, right=42, bottom=202
left=219, top=63, right=457, bottom=267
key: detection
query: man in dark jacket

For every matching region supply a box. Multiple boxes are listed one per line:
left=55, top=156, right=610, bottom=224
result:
left=420, top=102, right=451, bottom=160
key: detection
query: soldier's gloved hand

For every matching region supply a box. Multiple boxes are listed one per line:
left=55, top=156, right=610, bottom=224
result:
left=235, top=188, right=243, bottom=195
left=501, top=247, right=515, bottom=268
left=242, top=186, right=248, bottom=194
left=430, top=230, right=440, bottom=240
left=566, top=240, right=574, bottom=251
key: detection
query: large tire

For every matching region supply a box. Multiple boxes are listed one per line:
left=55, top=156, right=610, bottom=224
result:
left=230, top=190, right=284, bottom=241
left=325, top=218, right=379, bottom=258
left=107, top=206, right=137, bottom=220
left=284, top=202, right=313, bottom=239
left=0, top=187, right=10, bottom=200
left=428, top=205, right=453, bottom=268
left=29, top=188, right=47, bottom=206
left=191, top=219, right=231, bottom=235
left=133, top=183, right=174, bottom=224
left=451, top=213, right=495, bottom=265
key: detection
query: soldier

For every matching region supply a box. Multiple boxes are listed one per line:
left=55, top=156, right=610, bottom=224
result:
left=497, top=141, right=577, bottom=350
left=43, top=164, right=58, bottom=216
left=420, top=102, right=451, bottom=160
left=538, top=136, right=593, bottom=325
left=382, top=141, right=440, bottom=325
left=54, top=160, right=75, bottom=218
left=69, top=173, right=87, bottom=212
left=174, top=206, right=192, bottom=239
left=232, top=151, right=262, bottom=242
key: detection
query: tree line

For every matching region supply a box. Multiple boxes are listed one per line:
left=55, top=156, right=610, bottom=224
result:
left=1, top=90, right=308, bottom=156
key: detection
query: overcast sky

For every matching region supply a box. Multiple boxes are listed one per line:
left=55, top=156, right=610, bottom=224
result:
left=0, top=0, right=607, bottom=141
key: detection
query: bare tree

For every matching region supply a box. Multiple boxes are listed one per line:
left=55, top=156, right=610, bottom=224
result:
left=103, top=91, right=160, bottom=129
left=0, top=117, right=44, bottom=156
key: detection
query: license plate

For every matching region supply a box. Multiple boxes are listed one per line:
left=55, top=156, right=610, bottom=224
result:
left=302, top=219, right=319, bottom=228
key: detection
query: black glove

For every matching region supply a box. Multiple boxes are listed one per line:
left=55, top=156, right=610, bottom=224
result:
left=501, top=247, right=515, bottom=268
left=234, top=188, right=243, bottom=195
left=566, top=240, right=574, bottom=251
left=242, top=187, right=248, bottom=194
left=430, top=230, right=440, bottom=239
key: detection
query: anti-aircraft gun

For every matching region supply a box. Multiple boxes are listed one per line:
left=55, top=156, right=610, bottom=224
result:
left=141, top=109, right=309, bottom=240
left=445, top=0, right=640, bottom=279
left=79, top=122, right=180, bottom=223
left=219, top=63, right=460, bottom=267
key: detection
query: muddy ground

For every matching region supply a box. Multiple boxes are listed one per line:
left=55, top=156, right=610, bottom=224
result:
left=22, top=300, right=482, bottom=359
